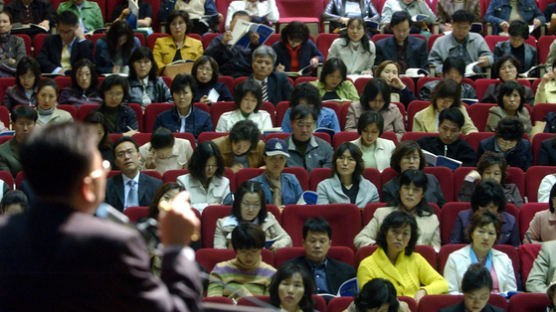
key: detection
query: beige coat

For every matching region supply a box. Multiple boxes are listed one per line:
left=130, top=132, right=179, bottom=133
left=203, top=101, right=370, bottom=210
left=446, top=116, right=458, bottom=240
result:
left=213, top=213, right=292, bottom=249
left=350, top=137, right=396, bottom=172
left=139, top=138, right=193, bottom=174
left=413, top=105, right=477, bottom=135
left=345, top=101, right=406, bottom=141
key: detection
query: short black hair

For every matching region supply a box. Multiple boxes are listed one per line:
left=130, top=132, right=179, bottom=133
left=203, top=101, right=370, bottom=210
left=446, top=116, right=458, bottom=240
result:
left=431, top=79, right=461, bottom=110
left=270, top=262, right=314, bottom=312
left=550, top=183, right=556, bottom=212
left=171, top=74, right=198, bottom=102
left=58, top=10, right=78, bottom=26
left=37, top=78, right=58, bottom=96
left=390, top=141, right=425, bottom=173
left=100, top=74, right=130, bottom=103
left=15, top=56, right=40, bottom=90
left=166, top=10, right=190, bottom=35
left=112, top=136, right=139, bottom=155
left=71, top=58, right=99, bottom=91
left=461, top=263, right=493, bottom=293
left=192, top=56, right=219, bottom=85
left=439, top=107, right=464, bottom=129
left=495, top=117, right=524, bottom=141
left=476, top=151, right=507, bottom=185
left=290, top=104, right=317, bottom=122
left=466, top=210, right=502, bottom=243
left=12, top=105, right=37, bottom=122
left=497, top=80, right=525, bottom=112
left=355, top=278, right=399, bottom=312
left=234, top=80, right=262, bottom=113
left=376, top=210, right=418, bottom=256
left=150, top=127, right=174, bottom=150
left=357, top=110, right=384, bottom=136
left=20, top=122, right=97, bottom=197
left=231, top=10, right=249, bottom=20
left=302, top=217, right=332, bottom=240
left=492, top=54, right=521, bottom=80
left=509, top=19, right=529, bottom=39
left=398, top=169, right=433, bottom=217
left=289, top=82, right=323, bottom=114
left=188, top=141, right=224, bottom=181
left=281, top=21, right=309, bottom=44
left=360, top=78, right=391, bottom=112
left=319, top=57, right=347, bottom=84
left=229, top=120, right=260, bottom=150
left=471, top=179, right=506, bottom=212
left=451, top=9, right=474, bottom=24
left=0, top=190, right=28, bottom=214
left=331, top=142, right=364, bottom=183
left=231, top=222, right=265, bottom=250
left=390, top=11, right=410, bottom=28
left=443, top=57, right=466, bottom=77
left=129, top=47, right=158, bottom=81
left=231, top=181, right=267, bottom=224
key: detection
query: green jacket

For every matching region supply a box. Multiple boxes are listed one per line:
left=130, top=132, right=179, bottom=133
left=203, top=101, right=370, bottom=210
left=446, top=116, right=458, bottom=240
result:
left=311, top=80, right=360, bottom=102
left=57, top=1, right=104, bottom=32
left=0, top=139, right=22, bottom=177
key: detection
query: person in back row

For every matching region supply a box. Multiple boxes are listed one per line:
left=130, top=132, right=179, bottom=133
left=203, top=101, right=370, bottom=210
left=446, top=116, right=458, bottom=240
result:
left=213, top=120, right=265, bottom=174
left=419, top=57, right=477, bottom=101
left=249, top=45, right=293, bottom=105
left=0, top=106, right=36, bottom=177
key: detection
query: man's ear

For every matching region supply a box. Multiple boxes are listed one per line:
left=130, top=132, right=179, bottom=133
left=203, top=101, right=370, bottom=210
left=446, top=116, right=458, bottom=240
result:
left=81, top=177, right=96, bottom=203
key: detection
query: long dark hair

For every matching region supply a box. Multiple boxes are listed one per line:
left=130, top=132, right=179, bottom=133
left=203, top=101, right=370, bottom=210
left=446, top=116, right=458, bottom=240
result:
left=331, top=142, right=364, bottom=184
left=269, top=262, right=314, bottom=312
left=105, top=20, right=136, bottom=60
left=148, top=182, right=185, bottom=219
left=231, top=181, right=267, bottom=224
left=340, top=17, right=371, bottom=53
left=71, top=58, right=99, bottom=92
left=187, top=141, right=224, bottom=182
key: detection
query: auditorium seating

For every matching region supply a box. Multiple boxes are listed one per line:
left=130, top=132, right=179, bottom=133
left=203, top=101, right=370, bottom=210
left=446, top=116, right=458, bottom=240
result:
left=195, top=248, right=274, bottom=272
left=355, top=245, right=437, bottom=269
left=518, top=243, right=542, bottom=289
left=273, top=246, right=354, bottom=268
left=237, top=295, right=326, bottom=312
left=518, top=203, right=548, bottom=242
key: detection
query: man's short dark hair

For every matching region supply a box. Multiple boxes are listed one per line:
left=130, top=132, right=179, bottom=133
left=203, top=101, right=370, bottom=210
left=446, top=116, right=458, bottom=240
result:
left=20, top=122, right=97, bottom=197
left=439, top=107, right=464, bottom=129
left=451, top=9, right=474, bottom=24
left=390, top=11, right=410, bottom=28
left=229, top=120, right=260, bottom=150
left=290, top=104, right=317, bottom=122
left=461, top=263, right=493, bottom=293
left=231, top=222, right=265, bottom=250
left=112, top=136, right=139, bottom=155
left=495, top=117, right=524, bottom=141
left=231, top=10, right=249, bottom=20
left=443, top=57, right=465, bottom=77
left=290, top=82, right=322, bottom=113
left=509, top=20, right=529, bottom=39
left=302, top=217, right=332, bottom=240
left=12, top=105, right=37, bottom=122
left=58, top=10, right=78, bottom=26
left=150, top=127, right=174, bottom=150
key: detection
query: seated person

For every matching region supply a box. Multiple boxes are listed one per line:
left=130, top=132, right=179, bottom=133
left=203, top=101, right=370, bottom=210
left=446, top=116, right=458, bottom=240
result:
left=381, top=0, right=436, bottom=27
left=316, top=142, right=380, bottom=208
left=355, top=169, right=441, bottom=251
left=213, top=120, right=265, bottom=173
left=159, top=0, right=218, bottom=34
left=493, top=20, right=537, bottom=73
left=128, top=47, right=172, bottom=108
left=538, top=135, right=556, bottom=166
left=111, top=0, right=153, bottom=29
left=375, top=11, right=427, bottom=73
left=177, top=141, right=230, bottom=212
left=481, top=55, right=535, bottom=105
left=439, top=263, right=506, bottom=312
left=350, top=110, right=396, bottom=172
left=345, top=78, right=405, bottom=140
left=485, top=0, right=544, bottom=35
left=280, top=82, right=341, bottom=133
left=94, top=21, right=140, bottom=75
left=0, top=190, right=28, bottom=216
left=416, top=107, right=477, bottom=167
left=3, top=56, right=39, bottom=111
left=138, top=127, right=193, bottom=175
left=191, top=56, right=233, bottom=104
left=250, top=138, right=303, bottom=208
left=526, top=238, right=556, bottom=293
left=214, top=181, right=292, bottom=250
left=57, top=0, right=103, bottom=33
left=525, top=183, right=556, bottom=243
left=357, top=211, right=448, bottom=302
left=273, top=21, right=322, bottom=75
left=321, top=0, right=379, bottom=32
left=413, top=79, right=478, bottom=135
left=207, top=223, right=277, bottom=298
left=94, top=75, right=138, bottom=136
left=152, top=10, right=203, bottom=75
left=477, top=117, right=532, bottom=171
left=419, top=57, right=477, bottom=101
left=311, top=57, right=359, bottom=102
left=285, top=105, right=334, bottom=172
left=249, top=45, right=293, bottom=105
left=153, top=74, right=212, bottom=136
left=375, top=60, right=417, bottom=106
left=0, top=10, right=26, bottom=70
left=285, top=217, right=356, bottom=295
left=0, top=106, right=36, bottom=177
left=486, top=80, right=532, bottom=135
left=104, top=136, right=163, bottom=211
left=6, top=0, right=55, bottom=36
left=436, top=0, right=481, bottom=32
left=428, top=10, right=492, bottom=74
left=83, top=112, right=114, bottom=166
left=204, top=11, right=258, bottom=78
left=327, top=17, right=375, bottom=75
left=534, top=60, right=556, bottom=105
left=58, top=58, right=103, bottom=107
left=382, top=140, right=446, bottom=207
left=216, top=79, right=273, bottom=132
left=269, top=262, right=315, bottom=312
left=34, top=78, right=73, bottom=127
left=450, top=179, right=520, bottom=246
left=224, top=0, right=279, bottom=30
left=36, top=11, right=93, bottom=74
left=347, top=278, right=404, bottom=312
left=459, top=151, right=523, bottom=208
left=444, top=210, right=517, bottom=294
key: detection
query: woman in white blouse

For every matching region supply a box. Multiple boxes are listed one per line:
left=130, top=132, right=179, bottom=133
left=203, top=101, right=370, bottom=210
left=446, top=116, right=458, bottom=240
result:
left=327, top=17, right=375, bottom=75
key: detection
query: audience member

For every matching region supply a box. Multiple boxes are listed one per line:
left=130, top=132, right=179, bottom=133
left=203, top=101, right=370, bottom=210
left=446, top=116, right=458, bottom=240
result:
left=56, top=0, right=103, bottom=33
left=5, top=0, right=55, bottom=36
left=191, top=56, right=233, bottom=104
left=177, top=141, right=230, bottom=212
left=493, top=20, right=537, bottom=73
left=526, top=239, right=556, bottom=293
left=381, top=0, right=436, bottom=26
left=249, top=45, right=293, bottom=105
left=269, top=262, right=315, bottom=312
left=208, top=223, right=277, bottom=298
left=2, top=56, right=39, bottom=111
left=327, top=17, right=375, bottom=75
left=94, top=75, right=138, bottom=135
left=111, top=0, right=153, bottom=28
left=0, top=190, right=28, bottom=215
left=286, top=217, right=356, bottom=295
left=525, top=183, right=556, bottom=243
left=0, top=106, right=36, bottom=176
left=138, top=127, right=193, bottom=174
left=484, top=0, right=544, bottom=34
left=128, top=47, right=172, bottom=107
left=159, top=0, right=218, bottom=34
left=350, top=110, right=396, bottom=171
left=104, top=136, right=162, bottom=211
left=0, top=10, right=26, bottom=70
left=538, top=135, right=556, bottom=166
left=94, top=20, right=140, bottom=75
left=312, top=57, right=359, bottom=102
left=35, top=78, right=73, bottom=127
left=213, top=120, right=265, bottom=173
left=152, top=73, right=212, bottom=136
left=535, top=60, right=556, bottom=105
left=485, top=80, right=532, bottom=135
left=214, top=180, right=291, bottom=250
left=224, top=0, right=279, bottom=30
left=273, top=21, right=322, bottom=74
left=37, top=11, right=93, bottom=74
left=321, top=0, right=379, bottom=31
left=355, top=169, right=441, bottom=251
left=436, top=0, right=482, bottom=32
left=83, top=111, right=114, bottom=166
left=481, top=54, right=535, bottom=105
left=349, top=278, right=401, bottom=312
left=58, top=58, right=103, bottom=107
left=375, top=60, right=417, bottom=106
left=419, top=57, right=477, bottom=101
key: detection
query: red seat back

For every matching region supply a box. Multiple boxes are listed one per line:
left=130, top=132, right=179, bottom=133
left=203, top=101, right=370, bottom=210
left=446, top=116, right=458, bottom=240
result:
left=196, top=248, right=274, bottom=272
left=308, top=167, right=331, bottom=191
left=407, top=100, right=430, bottom=131
left=538, top=36, right=556, bottom=64
left=508, top=292, right=550, bottom=312
left=123, top=206, right=150, bottom=222
left=532, top=133, right=553, bottom=164
left=468, top=103, right=497, bottom=132
left=518, top=243, right=542, bottom=290
left=315, top=33, right=339, bottom=59
left=519, top=203, right=549, bottom=242
left=237, top=295, right=326, bottom=312
left=423, top=166, right=454, bottom=201
left=525, top=166, right=556, bottom=202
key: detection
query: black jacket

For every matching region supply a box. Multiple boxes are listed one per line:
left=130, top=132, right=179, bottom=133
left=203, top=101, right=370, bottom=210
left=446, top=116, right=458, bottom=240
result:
left=417, top=136, right=477, bottom=167
left=375, top=36, right=428, bottom=70
left=286, top=256, right=355, bottom=295
left=36, top=35, right=93, bottom=74
left=104, top=172, right=163, bottom=212
left=477, top=136, right=532, bottom=171
left=537, top=137, right=556, bottom=166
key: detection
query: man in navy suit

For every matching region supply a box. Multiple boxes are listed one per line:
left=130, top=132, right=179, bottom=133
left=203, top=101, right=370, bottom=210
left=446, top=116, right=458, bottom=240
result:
left=36, top=10, right=93, bottom=74
left=375, top=11, right=428, bottom=72
left=249, top=45, right=293, bottom=106
left=0, top=122, right=202, bottom=310
left=105, top=136, right=162, bottom=211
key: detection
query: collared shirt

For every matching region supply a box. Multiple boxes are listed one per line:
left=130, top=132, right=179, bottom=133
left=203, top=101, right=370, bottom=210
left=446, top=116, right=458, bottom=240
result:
left=396, top=38, right=408, bottom=72
left=307, top=258, right=329, bottom=293
left=53, top=36, right=81, bottom=74
left=122, top=172, right=140, bottom=208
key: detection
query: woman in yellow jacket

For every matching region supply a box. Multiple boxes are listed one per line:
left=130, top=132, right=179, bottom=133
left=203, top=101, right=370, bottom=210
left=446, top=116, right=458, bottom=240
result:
left=153, top=10, right=203, bottom=74
left=412, top=79, right=477, bottom=135
left=357, top=210, right=448, bottom=304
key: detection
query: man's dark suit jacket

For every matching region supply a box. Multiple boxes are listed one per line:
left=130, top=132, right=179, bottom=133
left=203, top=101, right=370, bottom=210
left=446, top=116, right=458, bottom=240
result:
left=249, top=72, right=293, bottom=106
left=0, top=201, right=202, bottom=310
left=286, top=256, right=355, bottom=295
left=537, top=138, right=556, bottom=166
left=438, top=302, right=505, bottom=312
left=36, top=34, right=93, bottom=73
left=375, top=36, right=428, bottom=70
left=105, top=172, right=163, bottom=211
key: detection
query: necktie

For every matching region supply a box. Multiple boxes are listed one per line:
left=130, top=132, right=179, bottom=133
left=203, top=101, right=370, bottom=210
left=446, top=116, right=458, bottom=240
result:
left=61, top=44, right=71, bottom=71
left=261, top=80, right=269, bottom=102
left=126, top=180, right=138, bottom=209
left=179, top=116, right=186, bottom=133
